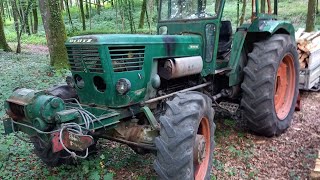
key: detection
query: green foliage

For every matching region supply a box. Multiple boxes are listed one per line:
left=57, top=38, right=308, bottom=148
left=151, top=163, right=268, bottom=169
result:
left=4, top=28, right=47, bottom=45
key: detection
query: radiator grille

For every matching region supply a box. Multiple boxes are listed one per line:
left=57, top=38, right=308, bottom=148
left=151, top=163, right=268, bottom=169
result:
left=109, top=46, right=145, bottom=72
left=67, top=46, right=103, bottom=73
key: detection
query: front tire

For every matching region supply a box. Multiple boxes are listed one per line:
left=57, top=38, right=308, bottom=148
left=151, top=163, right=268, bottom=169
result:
left=241, top=34, right=299, bottom=137
left=154, top=91, right=215, bottom=180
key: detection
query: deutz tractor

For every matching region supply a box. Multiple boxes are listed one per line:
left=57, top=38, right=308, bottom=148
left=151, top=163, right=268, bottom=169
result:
left=3, top=0, right=299, bottom=179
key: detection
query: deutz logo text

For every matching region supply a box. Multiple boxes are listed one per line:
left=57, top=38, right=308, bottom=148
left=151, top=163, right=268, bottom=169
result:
left=69, top=39, right=93, bottom=43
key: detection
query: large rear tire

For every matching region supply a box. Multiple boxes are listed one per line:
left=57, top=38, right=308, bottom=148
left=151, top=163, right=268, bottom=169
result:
left=241, top=34, right=299, bottom=137
left=154, top=91, right=215, bottom=180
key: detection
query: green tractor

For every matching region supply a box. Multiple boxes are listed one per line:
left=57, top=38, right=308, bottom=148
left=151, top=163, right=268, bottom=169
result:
left=3, top=0, right=299, bottom=179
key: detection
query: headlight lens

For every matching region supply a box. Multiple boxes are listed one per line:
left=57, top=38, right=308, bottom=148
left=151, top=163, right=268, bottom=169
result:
left=116, top=78, right=131, bottom=95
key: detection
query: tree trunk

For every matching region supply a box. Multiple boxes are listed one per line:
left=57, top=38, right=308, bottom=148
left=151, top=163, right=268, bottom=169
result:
left=29, top=10, right=33, bottom=33
left=0, top=1, right=4, bottom=18
left=85, top=0, right=89, bottom=19
left=215, top=0, right=220, bottom=13
left=60, top=0, right=64, bottom=10
left=25, top=8, right=31, bottom=35
left=96, top=0, right=101, bottom=15
left=38, top=0, right=68, bottom=68
left=32, top=3, right=38, bottom=34
left=138, top=0, right=146, bottom=29
left=239, top=0, right=247, bottom=25
left=306, top=0, right=316, bottom=32
left=317, top=0, right=319, bottom=14
left=64, top=0, right=73, bottom=26
left=0, top=9, right=12, bottom=52
left=260, top=0, right=265, bottom=13
left=79, top=0, right=86, bottom=30
left=11, top=0, right=21, bottom=53
left=5, top=1, right=12, bottom=21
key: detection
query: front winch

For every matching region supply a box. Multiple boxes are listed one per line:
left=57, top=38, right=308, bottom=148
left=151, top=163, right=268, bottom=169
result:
left=5, top=88, right=65, bottom=130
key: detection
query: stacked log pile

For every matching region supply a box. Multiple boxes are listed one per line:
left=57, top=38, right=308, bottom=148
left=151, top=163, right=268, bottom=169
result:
left=310, top=150, right=320, bottom=179
left=295, top=29, right=320, bottom=69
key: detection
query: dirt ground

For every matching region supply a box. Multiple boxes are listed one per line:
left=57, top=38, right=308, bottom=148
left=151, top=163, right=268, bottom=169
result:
left=2, top=45, right=319, bottom=179
left=212, top=91, right=320, bottom=179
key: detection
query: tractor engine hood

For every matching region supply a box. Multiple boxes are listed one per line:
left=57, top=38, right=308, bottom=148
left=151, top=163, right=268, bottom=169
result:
left=65, top=34, right=203, bottom=108
left=66, top=34, right=202, bottom=47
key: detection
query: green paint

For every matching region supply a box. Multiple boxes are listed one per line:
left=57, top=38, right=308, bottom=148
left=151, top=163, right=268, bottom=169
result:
left=141, top=106, right=159, bottom=130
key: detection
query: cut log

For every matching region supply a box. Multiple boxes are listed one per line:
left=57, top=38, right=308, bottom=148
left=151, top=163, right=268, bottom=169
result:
left=298, top=44, right=311, bottom=54
left=300, top=32, right=313, bottom=40
left=307, top=31, right=320, bottom=41
left=311, top=151, right=320, bottom=180
left=295, top=28, right=305, bottom=40
left=312, top=36, right=320, bottom=45
left=299, top=61, right=306, bottom=69
left=296, top=30, right=320, bottom=70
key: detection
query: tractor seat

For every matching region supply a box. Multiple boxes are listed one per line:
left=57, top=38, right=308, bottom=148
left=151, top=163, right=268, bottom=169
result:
left=218, top=21, right=232, bottom=56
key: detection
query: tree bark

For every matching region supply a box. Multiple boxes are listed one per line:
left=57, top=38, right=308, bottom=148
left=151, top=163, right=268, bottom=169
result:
left=96, top=0, right=101, bottom=15
left=0, top=9, right=12, bottom=52
left=5, top=1, right=12, bottom=21
left=29, top=10, right=33, bottom=33
left=79, top=0, right=86, bottom=30
left=138, top=0, right=146, bottom=29
left=0, top=1, right=4, bottom=18
left=38, top=0, right=68, bottom=68
left=11, top=0, right=21, bottom=53
left=60, top=0, right=64, bottom=10
left=64, top=0, right=73, bottom=26
left=32, top=2, right=38, bottom=34
left=85, top=0, right=89, bottom=19
left=317, top=0, right=319, bottom=14
left=239, top=0, right=247, bottom=25
left=215, top=0, right=220, bottom=13
left=260, top=0, right=265, bottom=13
left=306, top=0, right=316, bottom=32
left=24, top=8, right=31, bottom=35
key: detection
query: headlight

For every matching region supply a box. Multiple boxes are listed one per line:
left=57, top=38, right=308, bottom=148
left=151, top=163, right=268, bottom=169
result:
left=116, top=78, right=131, bottom=95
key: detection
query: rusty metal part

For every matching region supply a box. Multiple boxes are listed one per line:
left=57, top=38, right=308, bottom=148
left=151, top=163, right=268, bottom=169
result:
left=113, top=122, right=157, bottom=145
left=142, top=82, right=212, bottom=105
left=103, top=136, right=157, bottom=151
left=51, top=130, right=94, bottom=153
left=95, top=120, right=158, bottom=151
left=193, top=134, right=206, bottom=164
left=159, top=56, right=203, bottom=80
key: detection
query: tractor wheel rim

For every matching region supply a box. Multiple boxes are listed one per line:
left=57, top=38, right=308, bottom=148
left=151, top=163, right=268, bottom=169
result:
left=194, top=117, right=210, bottom=180
left=274, top=54, right=296, bottom=120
